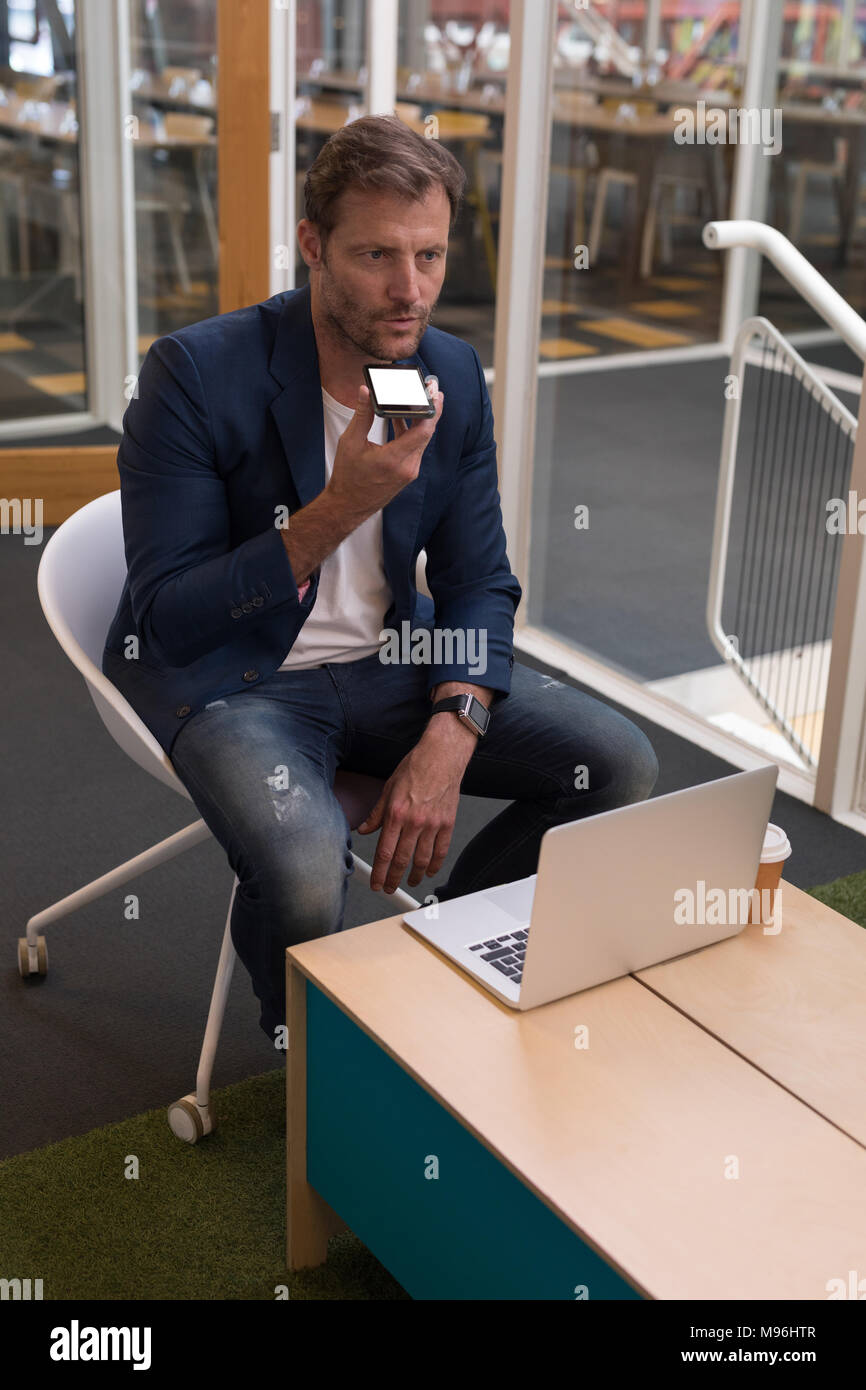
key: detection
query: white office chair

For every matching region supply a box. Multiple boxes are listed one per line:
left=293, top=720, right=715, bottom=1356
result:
left=21, top=490, right=422, bottom=1142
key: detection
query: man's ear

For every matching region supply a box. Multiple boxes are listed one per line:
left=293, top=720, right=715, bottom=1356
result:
left=297, top=218, right=323, bottom=270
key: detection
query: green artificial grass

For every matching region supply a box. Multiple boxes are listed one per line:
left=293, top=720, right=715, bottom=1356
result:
left=0, top=1068, right=408, bottom=1301
left=3, top=869, right=864, bottom=1302
left=806, top=866, right=866, bottom=929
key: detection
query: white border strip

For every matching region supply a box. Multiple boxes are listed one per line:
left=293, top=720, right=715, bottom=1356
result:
left=366, top=0, right=398, bottom=115
left=269, top=0, right=296, bottom=296
left=492, top=0, right=556, bottom=616
left=77, top=0, right=137, bottom=433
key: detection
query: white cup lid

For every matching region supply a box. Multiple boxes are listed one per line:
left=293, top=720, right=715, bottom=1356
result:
left=761, top=822, right=792, bottom=862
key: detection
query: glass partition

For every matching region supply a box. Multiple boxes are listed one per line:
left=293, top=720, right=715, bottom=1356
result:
left=128, top=0, right=218, bottom=365
left=759, top=2, right=866, bottom=354
left=294, top=1, right=367, bottom=285
left=0, top=0, right=85, bottom=421
left=394, top=0, right=509, bottom=366
left=524, top=1, right=824, bottom=773
left=541, top=0, right=742, bottom=366
left=523, top=2, right=861, bottom=782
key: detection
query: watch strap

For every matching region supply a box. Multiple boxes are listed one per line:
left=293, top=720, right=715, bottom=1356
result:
left=429, top=693, right=490, bottom=737
left=429, top=696, right=467, bottom=715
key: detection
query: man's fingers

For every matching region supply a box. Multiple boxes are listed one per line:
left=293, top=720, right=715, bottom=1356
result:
left=356, top=791, right=385, bottom=834
left=382, top=826, right=419, bottom=893
left=426, top=826, right=453, bottom=881
left=349, top=383, right=375, bottom=433
left=369, top=817, right=403, bottom=892
left=383, top=391, right=442, bottom=461
left=371, top=814, right=422, bottom=894
left=407, top=826, right=438, bottom=888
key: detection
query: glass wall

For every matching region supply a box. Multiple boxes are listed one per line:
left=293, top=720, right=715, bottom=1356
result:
left=526, top=1, right=811, bottom=771
left=759, top=1, right=866, bottom=357
left=525, top=2, right=864, bottom=780
left=294, top=0, right=367, bottom=285
left=128, top=0, right=218, bottom=366
left=394, top=0, right=509, bottom=366
left=0, top=0, right=85, bottom=421
left=541, top=0, right=742, bottom=365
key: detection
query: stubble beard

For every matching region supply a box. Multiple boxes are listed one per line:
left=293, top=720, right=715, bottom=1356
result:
left=317, top=259, right=438, bottom=363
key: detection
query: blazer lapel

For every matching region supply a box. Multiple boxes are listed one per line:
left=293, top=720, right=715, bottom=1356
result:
left=268, top=284, right=326, bottom=510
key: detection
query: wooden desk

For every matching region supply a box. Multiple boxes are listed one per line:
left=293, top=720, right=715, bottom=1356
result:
left=286, top=885, right=866, bottom=1299
left=636, top=882, right=866, bottom=1146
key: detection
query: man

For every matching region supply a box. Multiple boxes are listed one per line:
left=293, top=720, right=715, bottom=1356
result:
left=103, top=114, right=658, bottom=1044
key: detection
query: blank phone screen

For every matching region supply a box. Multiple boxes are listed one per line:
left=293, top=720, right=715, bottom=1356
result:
left=367, top=367, right=430, bottom=408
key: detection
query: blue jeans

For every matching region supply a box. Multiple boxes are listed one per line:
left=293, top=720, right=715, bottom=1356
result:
left=169, top=653, right=659, bottom=1042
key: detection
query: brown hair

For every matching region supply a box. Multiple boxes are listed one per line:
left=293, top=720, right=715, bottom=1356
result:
left=303, top=113, right=467, bottom=248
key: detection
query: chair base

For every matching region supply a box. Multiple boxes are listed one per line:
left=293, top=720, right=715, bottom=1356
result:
left=168, top=1094, right=216, bottom=1143
left=18, top=934, right=47, bottom=976
left=20, top=826, right=422, bottom=1145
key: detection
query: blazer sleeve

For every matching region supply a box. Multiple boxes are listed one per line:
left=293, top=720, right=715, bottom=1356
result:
left=421, top=345, right=522, bottom=701
left=118, top=334, right=313, bottom=668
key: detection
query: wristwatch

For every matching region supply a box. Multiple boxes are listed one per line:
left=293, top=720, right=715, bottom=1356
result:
left=429, top=692, right=490, bottom=738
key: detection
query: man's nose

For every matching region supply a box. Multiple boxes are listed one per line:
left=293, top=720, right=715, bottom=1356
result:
left=387, top=259, right=421, bottom=302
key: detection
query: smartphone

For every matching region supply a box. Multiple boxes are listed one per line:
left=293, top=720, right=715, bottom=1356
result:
left=363, top=363, right=435, bottom=419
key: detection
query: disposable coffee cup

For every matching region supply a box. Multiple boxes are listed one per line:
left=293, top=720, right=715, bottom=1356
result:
left=748, top=823, right=792, bottom=926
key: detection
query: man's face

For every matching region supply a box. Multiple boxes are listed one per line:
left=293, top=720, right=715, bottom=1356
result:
left=301, top=184, right=450, bottom=362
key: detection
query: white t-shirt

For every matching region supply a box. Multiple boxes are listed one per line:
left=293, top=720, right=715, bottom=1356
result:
left=278, top=387, right=393, bottom=671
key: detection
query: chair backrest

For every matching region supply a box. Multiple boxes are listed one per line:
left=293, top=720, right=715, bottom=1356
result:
left=37, top=492, right=390, bottom=825
left=37, top=491, right=190, bottom=798
left=40, top=490, right=128, bottom=667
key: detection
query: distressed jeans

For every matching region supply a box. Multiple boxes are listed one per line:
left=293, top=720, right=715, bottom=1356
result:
left=169, top=652, right=659, bottom=1042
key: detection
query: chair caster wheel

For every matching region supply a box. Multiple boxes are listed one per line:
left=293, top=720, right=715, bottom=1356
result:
left=18, top=935, right=47, bottom=977
left=167, top=1094, right=216, bottom=1143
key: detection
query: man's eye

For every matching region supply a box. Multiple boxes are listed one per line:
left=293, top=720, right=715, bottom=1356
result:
left=368, top=250, right=384, bottom=260
left=421, top=251, right=439, bottom=261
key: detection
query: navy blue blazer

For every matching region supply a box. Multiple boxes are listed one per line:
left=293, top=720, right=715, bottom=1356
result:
left=102, top=282, right=523, bottom=759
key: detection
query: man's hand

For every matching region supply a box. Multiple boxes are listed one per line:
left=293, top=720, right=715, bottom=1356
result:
left=328, top=379, right=443, bottom=527
left=357, top=680, right=491, bottom=895
left=282, top=378, right=442, bottom=589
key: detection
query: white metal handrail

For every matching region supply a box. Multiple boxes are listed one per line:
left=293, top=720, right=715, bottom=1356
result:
left=704, top=220, right=866, bottom=770
left=703, top=219, right=866, bottom=361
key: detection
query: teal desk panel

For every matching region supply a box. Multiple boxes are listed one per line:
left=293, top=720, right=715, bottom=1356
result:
left=305, top=980, right=642, bottom=1300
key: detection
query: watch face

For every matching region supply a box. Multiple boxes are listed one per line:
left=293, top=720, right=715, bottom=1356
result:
left=467, top=695, right=490, bottom=734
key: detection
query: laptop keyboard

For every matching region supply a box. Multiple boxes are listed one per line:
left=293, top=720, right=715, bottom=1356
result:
left=467, top=928, right=529, bottom=984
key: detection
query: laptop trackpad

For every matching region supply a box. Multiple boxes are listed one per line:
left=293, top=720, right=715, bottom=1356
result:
left=485, top=877, right=536, bottom=924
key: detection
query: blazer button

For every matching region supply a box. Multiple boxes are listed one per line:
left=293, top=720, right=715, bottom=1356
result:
left=242, top=669, right=259, bottom=682
left=252, top=596, right=264, bottom=607
left=241, top=601, right=253, bottom=613
left=230, top=607, right=242, bottom=619
left=176, top=704, right=191, bottom=717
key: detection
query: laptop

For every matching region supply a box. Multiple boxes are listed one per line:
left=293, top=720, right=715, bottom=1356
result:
left=402, top=765, right=779, bottom=1010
